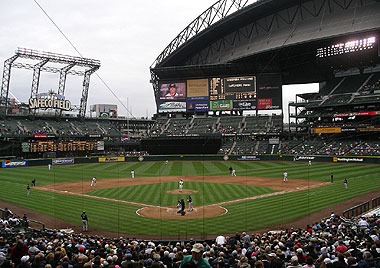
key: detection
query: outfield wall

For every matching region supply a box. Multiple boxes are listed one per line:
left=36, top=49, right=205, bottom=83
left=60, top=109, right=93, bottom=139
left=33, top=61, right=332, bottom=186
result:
left=1, top=154, right=380, bottom=168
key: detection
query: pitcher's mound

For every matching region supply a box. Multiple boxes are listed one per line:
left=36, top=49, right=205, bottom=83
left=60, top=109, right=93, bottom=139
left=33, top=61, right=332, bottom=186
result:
left=166, top=189, right=198, bottom=194
left=137, top=205, right=226, bottom=219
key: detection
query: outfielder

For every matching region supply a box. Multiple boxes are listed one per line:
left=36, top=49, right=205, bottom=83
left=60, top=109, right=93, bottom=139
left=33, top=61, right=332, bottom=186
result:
left=344, top=178, right=348, bottom=190
left=90, top=177, right=96, bottom=187
left=283, top=171, right=288, bottom=182
left=179, top=179, right=184, bottom=192
left=131, top=170, right=135, bottom=179
left=48, top=164, right=51, bottom=170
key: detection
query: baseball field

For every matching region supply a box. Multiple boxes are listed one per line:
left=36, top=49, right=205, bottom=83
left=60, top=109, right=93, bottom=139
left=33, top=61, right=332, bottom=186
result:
left=0, top=160, right=379, bottom=239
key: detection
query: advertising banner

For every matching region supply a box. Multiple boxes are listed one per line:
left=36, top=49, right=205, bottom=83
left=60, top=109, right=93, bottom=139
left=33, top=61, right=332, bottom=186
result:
left=334, top=111, right=380, bottom=117
left=233, top=100, right=256, bottom=110
left=158, top=101, right=187, bottom=113
left=311, top=127, right=341, bottom=134
left=187, top=100, right=209, bottom=112
left=159, top=82, right=186, bottom=100
left=210, top=100, right=233, bottom=110
left=52, top=158, right=74, bottom=165
left=2, top=160, right=28, bottom=168
left=98, top=156, right=125, bottom=163
left=187, top=79, right=208, bottom=100
left=237, top=155, right=261, bottom=161
left=333, top=157, right=364, bottom=163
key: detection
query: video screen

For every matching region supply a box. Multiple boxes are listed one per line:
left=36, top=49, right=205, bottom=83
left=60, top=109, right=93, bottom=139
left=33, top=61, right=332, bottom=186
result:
left=159, top=82, right=186, bottom=100
left=256, top=74, right=282, bottom=110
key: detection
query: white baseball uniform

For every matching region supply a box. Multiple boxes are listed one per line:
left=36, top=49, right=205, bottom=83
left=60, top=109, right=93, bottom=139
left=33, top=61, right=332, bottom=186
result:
left=283, top=172, right=288, bottom=182
left=179, top=180, right=184, bottom=192
left=90, top=177, right=96, bottom=187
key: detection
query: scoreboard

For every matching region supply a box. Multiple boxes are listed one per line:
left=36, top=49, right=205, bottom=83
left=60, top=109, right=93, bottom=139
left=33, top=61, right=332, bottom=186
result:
left=157, top=74, right=282, bottom=113
left=24, top=141, right=98, bottom=153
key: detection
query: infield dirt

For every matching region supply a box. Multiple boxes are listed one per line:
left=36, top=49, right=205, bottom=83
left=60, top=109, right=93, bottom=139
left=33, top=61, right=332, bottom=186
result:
left=35, top=176, right=329, bottom=219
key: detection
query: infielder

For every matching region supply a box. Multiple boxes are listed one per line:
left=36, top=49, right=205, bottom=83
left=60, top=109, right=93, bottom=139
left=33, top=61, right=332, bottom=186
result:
left=179, top=179, right=184, bottom=192
left=90, top=177, right=96, bottom=187
left=231, top=169, right=236, bottom=176
left=81, top=211, right=88, bottom=231
left=26, top=184, right=30, bottom=196
left=131, top=170, right=135, bottom=179
left=187, top=195, right=193, bottom=211
left=283, top=171, right=288, bottom=182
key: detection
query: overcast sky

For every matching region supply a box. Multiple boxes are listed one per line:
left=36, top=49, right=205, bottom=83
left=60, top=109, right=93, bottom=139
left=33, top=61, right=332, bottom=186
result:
left=0, top=0, right=318, bottom=120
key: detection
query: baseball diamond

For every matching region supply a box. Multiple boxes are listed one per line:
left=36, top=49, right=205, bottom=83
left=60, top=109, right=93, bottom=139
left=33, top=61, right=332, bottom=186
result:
left=0, top=160, right=379, bottom=238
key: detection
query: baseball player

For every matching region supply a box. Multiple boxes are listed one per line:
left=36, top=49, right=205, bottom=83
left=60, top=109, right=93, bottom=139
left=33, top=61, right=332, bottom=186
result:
left=165, top=160, right=169, bottom=165
left=231, top=169, right=236, bottom=176
left=330, top=173, right=334, bottom=183
left=131, top=170, right=135, bottom=179
left=90, top=177, right=96, bottom=187
left=26, top=184, right=30, bottom=196
left=48, top=164, right=51, bottom=170
left=187, top=195, right=193, bottom=211
left=283, top=171, right=288, bottom=182
left=179, top=179, right=184, bottom=192
left=177, top=200, right=182, bottom=213
left=229, top=166, right=233, bottom=174
left=81, top=211, right=88, bottom=231
left=344, top=178, right=348, bottom=190
left=31, top=179, right=36, bottom=187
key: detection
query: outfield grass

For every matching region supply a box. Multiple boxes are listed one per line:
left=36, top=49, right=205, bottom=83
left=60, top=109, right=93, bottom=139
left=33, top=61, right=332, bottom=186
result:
left=0, top=161, right=379, bottom=237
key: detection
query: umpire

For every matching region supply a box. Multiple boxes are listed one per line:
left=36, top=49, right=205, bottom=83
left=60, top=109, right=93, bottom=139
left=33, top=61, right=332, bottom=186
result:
left=81, top=211, right=88, bottom=232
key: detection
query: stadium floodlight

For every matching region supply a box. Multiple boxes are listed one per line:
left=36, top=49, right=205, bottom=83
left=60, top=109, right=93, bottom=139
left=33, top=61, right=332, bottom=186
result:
left=0, top=48, right=100, bottom=117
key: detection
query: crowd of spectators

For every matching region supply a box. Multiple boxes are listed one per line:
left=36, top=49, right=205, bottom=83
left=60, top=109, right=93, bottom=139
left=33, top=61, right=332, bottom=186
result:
left=2, top=208, right=379, bottom=268
left=278, top=139, right=380, bottom=157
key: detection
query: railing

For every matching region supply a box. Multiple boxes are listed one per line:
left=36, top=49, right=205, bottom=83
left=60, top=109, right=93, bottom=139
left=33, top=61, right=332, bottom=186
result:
left=343, top=201, right=370, bottom=218
left=372, top=196, right=380, bottom=209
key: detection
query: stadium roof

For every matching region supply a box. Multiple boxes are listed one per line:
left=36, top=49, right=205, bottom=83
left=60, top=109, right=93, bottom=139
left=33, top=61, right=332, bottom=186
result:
left=152, top=0, right=380, bottom=73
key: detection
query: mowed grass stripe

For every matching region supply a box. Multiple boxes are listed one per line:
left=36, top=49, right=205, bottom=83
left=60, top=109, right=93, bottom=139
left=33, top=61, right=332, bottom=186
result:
left=1, top=161, right=379, bottom=236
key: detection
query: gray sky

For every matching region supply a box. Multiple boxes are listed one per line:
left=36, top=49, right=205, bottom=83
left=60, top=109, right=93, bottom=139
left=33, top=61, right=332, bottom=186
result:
left=0, top=0, right=317, bottom=119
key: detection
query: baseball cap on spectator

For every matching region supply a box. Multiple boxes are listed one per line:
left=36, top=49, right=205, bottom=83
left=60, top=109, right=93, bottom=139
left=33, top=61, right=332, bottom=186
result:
left=324, top=258, right=332, bottom=264
left=183, top=249, right=187, bottom=254
left=268, top=253, right=276, bottom=257
left=191, top=243, right=203, bottom=253
left=290, top=256, right=298, bottom=263
left=21, top=256, right=30, bottom=263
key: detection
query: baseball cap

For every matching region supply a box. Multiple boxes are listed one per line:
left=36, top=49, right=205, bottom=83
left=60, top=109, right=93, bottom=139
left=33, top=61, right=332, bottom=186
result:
left=169, top=83, right=176, bottom=88
left=191, top=243, right=203, bottom=253
left=21, top=256, right=30, bottom=263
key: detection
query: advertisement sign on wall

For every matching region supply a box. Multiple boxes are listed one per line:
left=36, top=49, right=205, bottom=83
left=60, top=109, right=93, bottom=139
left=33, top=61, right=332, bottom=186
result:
left=233, top=100, right=256, bottom=110
left=187, top=79, right=208, bottom=100
left=187, top=100, right=209, bottom=112
left=210, top=100, right=233, bottom=110
left=98, top=156, right=125, bottom=163
left=158, top=101, right=187, bottom=113
left=52, top=158, right=74, bottom=165
left=2, top=160, right=28, bottom=168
